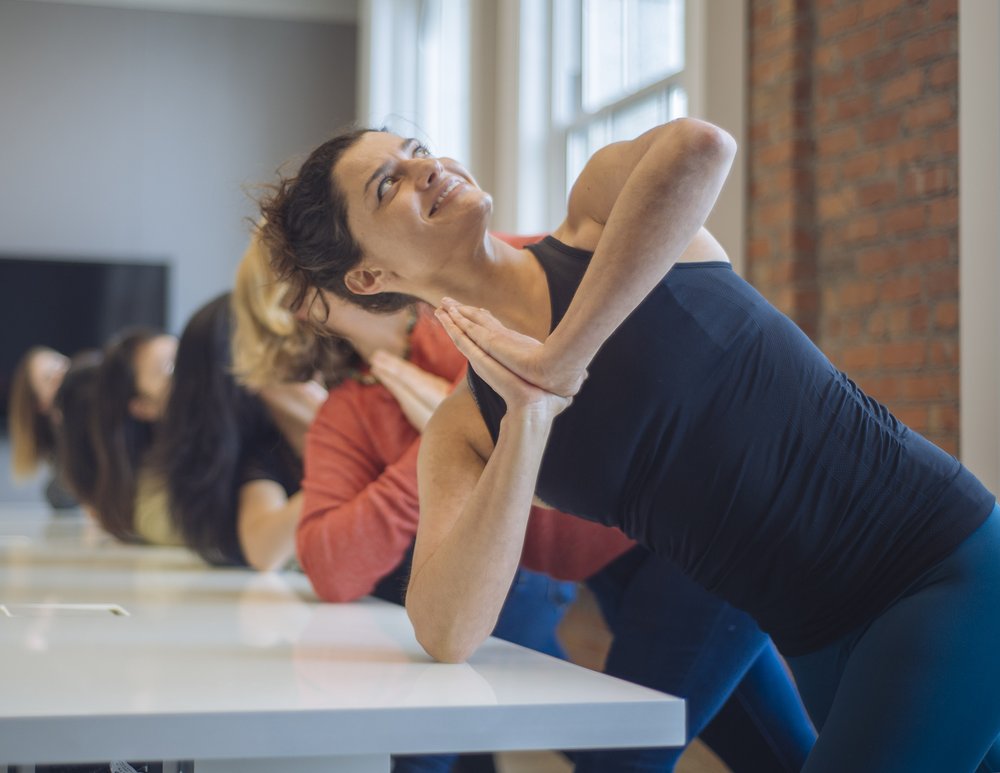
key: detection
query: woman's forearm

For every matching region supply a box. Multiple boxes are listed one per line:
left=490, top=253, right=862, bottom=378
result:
left=550, top=118, right=737, bottom=371
left=407, top=409, right=554, bottom=662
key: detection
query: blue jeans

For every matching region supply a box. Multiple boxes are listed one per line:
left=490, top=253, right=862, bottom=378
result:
left=788, top=504, right=1000, bottom=773
left=576, top=547, right=816, bottom=772
left=389, top=565, right=576, bottom=773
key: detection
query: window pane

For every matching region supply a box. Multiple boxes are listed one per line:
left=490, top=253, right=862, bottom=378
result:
left=583, top=0, right=684, bottom=112
left=565, top=86, right=687, bottom=193
left=582, top=0, right=625, bottom=111
left=632, top=0, right=684, bottom=89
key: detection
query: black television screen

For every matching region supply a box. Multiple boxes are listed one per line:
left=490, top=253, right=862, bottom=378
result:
left=0, top=255, right=169, bottom=433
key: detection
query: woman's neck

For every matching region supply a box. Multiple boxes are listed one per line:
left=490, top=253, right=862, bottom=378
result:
left=419, top=236, right=552, bottom=341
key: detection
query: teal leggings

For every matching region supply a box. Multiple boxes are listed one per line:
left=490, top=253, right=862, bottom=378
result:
left=788, top=504, right=1000, bottom=773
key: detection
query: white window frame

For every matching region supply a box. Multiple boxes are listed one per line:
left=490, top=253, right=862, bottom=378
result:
left=492, top=0, right=746, bottom=272
left=959, top=0, right=1000, bottom=492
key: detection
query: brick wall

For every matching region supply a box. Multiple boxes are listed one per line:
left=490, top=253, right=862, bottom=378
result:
left=748, top=0, right=960, bottom=453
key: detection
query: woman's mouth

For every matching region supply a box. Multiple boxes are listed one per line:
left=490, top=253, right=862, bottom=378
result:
left=429, top=178, right=463, bottom=216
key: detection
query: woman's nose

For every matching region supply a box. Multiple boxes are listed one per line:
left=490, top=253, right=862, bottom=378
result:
left=412, top=156, right=444, bottom=188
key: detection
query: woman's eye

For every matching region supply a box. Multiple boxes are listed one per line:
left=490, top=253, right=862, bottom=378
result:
left=414, top=144, right=431, bottom=158
left=376, top=175, right=396, bottom=202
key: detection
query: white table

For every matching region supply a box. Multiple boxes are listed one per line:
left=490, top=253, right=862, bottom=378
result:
left=0, top=506, right=684, bottom=771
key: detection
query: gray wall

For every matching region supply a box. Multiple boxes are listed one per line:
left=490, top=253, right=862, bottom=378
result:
left=0, top=0, right=356, bottom=332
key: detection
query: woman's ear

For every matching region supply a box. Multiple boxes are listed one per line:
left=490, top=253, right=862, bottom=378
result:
left=345, top=267, right=385, bottom=296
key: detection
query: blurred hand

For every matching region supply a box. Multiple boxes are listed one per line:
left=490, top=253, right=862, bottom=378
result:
left=369, top=350, right=451, bottom=433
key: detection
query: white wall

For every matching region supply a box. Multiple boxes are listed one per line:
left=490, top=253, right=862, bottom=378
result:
left=0, top=0, right=356, bottom=331
left=959, top=0, right=1000, bottom=493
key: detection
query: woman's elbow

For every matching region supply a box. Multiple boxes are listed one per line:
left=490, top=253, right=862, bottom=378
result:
left=406, top=600, right=481, bottom=663
left=668, top=117, right=737, bottom=165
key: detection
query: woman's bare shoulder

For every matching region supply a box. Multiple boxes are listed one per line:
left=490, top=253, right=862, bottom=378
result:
left=425, top=379, right=495, bottom=462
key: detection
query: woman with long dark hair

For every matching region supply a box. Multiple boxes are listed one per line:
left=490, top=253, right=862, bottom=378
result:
left=89, top=328, right=177, bottom=542
left=155, top=293, right=303, bottom=570
left=259, top=122, right=1000, bottom=772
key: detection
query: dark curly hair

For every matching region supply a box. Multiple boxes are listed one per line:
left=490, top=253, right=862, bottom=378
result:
left=258, top=126, right=416, bottom=316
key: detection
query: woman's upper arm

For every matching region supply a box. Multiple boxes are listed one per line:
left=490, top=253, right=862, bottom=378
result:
left=557, top=118, right=736, bottom=251
left=411, top=382, right=491, bottom=574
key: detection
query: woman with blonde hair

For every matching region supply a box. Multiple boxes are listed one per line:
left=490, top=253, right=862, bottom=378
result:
left=7, top=345, right=75, bottom=508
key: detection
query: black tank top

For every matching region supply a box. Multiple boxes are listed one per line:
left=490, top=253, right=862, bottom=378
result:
left=467, top=236, right=995, bottom=655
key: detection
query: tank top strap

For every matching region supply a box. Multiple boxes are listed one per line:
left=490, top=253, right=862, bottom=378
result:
left=467, top=236, right=591, bottom=443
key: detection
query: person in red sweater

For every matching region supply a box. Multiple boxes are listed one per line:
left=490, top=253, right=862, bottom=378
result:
left=233, top=232, right=816, bottom=772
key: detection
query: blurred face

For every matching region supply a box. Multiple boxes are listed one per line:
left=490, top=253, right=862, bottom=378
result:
left=333, top=132, right=491, bottom=297
left=129, top=334, right=177, bottom=422
left=28, top=349, right=69, bottom=415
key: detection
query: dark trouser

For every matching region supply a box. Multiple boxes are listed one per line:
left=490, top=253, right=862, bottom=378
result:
left=788, top=504, right=1000, bottom=773
left=576, top=548, right=815, bottom=772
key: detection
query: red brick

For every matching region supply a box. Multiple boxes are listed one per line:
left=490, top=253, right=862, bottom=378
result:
left=903, top=165, right=954, bottom=197
left=892, top=405, right=930, bottom=430
left=841, top=343, right=880, bottom=371
left=837, top=27, right=881, bottom=60
left=929, top=126, right=958, bottom=155
left=842, top=150, right=882, bottom=180
left=903, top=235, right=952, bottom=264
left=863, top=49, right=903, bottom=80
left=933, top=300, right=959, bottom=329
left=879, top=70, right=924, bottom=106
left=928, top=403, right=960, bottom=433
left=885, top=204, right=928, bottom=234
left=844, top=214, right=881, bottom=242
left=905, top=96, right=955, bottom=130
left=880, top=273, right=923, bottom=302
left=818, top=126, right=860, bottom=155
left=819, top=189, right=858, bottom=219
left=903, top=29, right=955, bottom=66
left=926, top=267, right=959, bottom=297
left=864, top=113, right=902, bottom=143
left=834, top=93, right=876, bottom=122
left=909, top=305, right=930, bottom=333
left=819, top=5, right=862, bottom=38
left=929, top=340, right=958, bottom=365
left=885, top=13, right=922, bottom=42
left=928, top=197, right=958, bottom=227
left=756, top=22, right=798, bottom=57
left=818, top=70, right=859, bottom=100
left=857, top=244, right=901, bottom=275
left=858, top=181, right=898, bottom=207
left=928, top=58, right=958, bottom=89
left=882, top=341, right=927, bottom=367
left=859, top=0, right=902, bottom=23
left=901, top=373, right=954, bottom=400
left=839, top=279, right=880, bottom=308
left=926, top=0, right=958, bottom=25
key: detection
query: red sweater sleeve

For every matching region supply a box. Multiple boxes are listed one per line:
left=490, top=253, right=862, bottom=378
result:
left=297, top=381, right=423, bottom=602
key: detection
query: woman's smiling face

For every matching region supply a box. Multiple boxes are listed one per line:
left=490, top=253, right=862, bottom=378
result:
left=332, top=131, right=492, bottom=298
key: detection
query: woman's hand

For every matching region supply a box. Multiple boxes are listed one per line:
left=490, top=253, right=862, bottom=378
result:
left=438, top=298, right=587, bottom=398
left=369, top=350, right=451, bottom=433
left=258, top=379, right=328, bottom=456
left=435, top=304, right=573, bottom=422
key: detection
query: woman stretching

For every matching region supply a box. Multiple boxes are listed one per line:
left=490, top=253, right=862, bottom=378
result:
left=259, top=121, right=1000, bottom=772
left=235, top=232, right=816, bottom=771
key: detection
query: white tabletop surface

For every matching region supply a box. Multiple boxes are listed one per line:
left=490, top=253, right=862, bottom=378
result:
left=0, top=505, right=684, bottom=767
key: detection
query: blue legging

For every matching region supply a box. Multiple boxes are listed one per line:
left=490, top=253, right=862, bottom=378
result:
left=788, top=504, right=1000, bottom=773
left=577, top=548, right=815, bottom=771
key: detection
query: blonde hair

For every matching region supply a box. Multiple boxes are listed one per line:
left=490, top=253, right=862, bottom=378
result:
left=8, top=346, right=58, bottom=479
left=232, top=230, right=352, bottom=390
